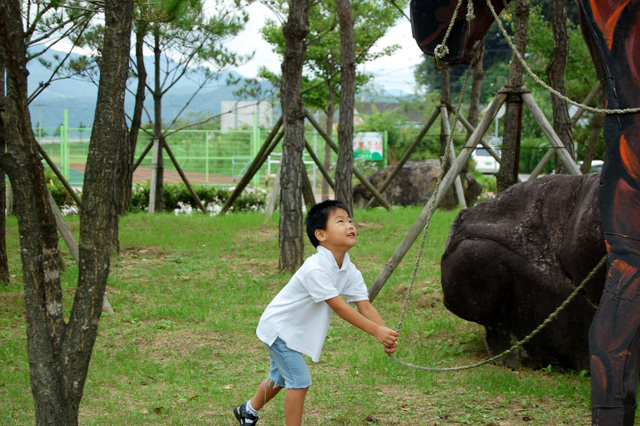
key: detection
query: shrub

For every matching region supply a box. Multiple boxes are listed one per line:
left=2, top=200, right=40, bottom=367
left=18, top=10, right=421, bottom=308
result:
left=44, top=170, right=266, bottom=215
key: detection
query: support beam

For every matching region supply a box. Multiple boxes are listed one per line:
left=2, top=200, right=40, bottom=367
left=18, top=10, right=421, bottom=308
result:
left=521, top=92, right=581, bottom=175
left=220, top=117, right=284, bottom=214
left=528, top=148, right=555, bottom=181
left=133, top=138, right=153, bottom=171
left=368, top=93, right=508, bottom=301
left=304, top=109, right=392, bottom=210
left=47, top=190, right=114, bottom=314
left=162, top=139, right=206, bottom=213
left=37, top=142, right=82, bottom=207
left=365, top=108, right=440, bottom=208
left=149, top=138, right=160, bottom=213
left=440, top=105, right=467, bottom=209
left=304, top=139, right=335, bottom=190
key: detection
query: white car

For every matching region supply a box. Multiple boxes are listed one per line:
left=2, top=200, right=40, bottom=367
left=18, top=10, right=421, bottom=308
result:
left=472, top=147, right=500, bottom=174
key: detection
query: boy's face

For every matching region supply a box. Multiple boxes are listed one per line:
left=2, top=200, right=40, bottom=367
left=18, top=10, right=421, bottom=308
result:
left=315, top=208, right=357, bottom=252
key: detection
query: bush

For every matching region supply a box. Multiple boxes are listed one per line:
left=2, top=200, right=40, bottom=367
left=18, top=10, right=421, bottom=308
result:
left=128, top=181, right=266, bottom=213
left=44, top=169, right=266, bottom=215
left=44, top=167, right=81, bottom=210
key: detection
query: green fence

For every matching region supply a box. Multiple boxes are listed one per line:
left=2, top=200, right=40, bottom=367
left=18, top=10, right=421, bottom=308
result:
left=36, top=114, right=388, bottom=189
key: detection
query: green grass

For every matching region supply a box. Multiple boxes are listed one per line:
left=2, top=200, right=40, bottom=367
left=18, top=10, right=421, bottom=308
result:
left=0, top=207, right=603, bottom=424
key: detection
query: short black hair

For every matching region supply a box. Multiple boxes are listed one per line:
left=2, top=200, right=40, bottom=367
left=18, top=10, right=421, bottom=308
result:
left=305, top=199, right=351, bottom=248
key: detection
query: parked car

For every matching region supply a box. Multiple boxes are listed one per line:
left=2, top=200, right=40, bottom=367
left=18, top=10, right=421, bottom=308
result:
left=578, top=160, right=604, bottom=173
left=472, top=147, right=500, bottom=174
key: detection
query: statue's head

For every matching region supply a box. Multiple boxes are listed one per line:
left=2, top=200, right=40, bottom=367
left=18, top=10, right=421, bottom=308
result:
left=410, top=0, right=511, bottom=66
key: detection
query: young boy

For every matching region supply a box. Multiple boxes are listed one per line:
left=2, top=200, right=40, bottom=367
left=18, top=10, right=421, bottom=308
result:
left=234, top=199, right=399, bottom=425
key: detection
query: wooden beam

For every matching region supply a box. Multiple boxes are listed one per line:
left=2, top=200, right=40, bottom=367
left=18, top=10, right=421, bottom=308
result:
left=304, top=109, right=392, bottom=210
left=521, top=92, right=581, bottom=175
left=220, top=117, right=284, bottom=214
left=47, top=190, right=114, bottom=314
left=365, top=108, right=439, bottom=208
left=162, top=138, right=207, bottom=214
left=368, top=93, right=508, bottom=301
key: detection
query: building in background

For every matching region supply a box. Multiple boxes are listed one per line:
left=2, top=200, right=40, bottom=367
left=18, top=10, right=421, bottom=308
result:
left=220, top=101, right=273, bottom=132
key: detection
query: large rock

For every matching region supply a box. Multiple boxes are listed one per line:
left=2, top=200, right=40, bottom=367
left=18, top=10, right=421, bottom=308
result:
left=441, top=174, right=606, bottom=370
left=352, top=160, right=482, bottom=209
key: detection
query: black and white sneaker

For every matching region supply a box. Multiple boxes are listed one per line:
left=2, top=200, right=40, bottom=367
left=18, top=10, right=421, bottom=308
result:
left=234, top=402, right=259, bottom=424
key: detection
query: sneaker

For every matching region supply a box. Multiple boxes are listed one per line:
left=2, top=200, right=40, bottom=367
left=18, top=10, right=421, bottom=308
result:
left=234, top=402, right=259, bottom=424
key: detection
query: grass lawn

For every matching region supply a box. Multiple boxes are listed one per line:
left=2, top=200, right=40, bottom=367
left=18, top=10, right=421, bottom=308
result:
left=1, top=206, right=601, bottom=424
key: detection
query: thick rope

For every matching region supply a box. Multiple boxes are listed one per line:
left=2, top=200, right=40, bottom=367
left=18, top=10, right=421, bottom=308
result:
left=389, top=254, right=606, bottom=371
left=482, top=0, right=640, bottom=115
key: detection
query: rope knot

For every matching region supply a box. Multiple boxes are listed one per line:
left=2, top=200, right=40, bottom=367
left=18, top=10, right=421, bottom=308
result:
left=434, top=43, right=449, bottom=59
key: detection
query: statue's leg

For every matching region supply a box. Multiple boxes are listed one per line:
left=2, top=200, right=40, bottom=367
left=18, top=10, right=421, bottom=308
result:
left=590, top=125, right=640, bottom=425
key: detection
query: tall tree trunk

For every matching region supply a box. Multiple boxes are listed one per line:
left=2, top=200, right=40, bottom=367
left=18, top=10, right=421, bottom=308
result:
left=151, top=23, right=164, bottom=213
left=466, top=48, right=485, bottom=173
left=547, top=0, right=573, bottom=173
left=581, top=89, right=606, bottom=174
left=439, top=68, right=451, bottom=158
left=322, top=80, right=336, bottom=201
left=496, top=0, right=528, bottom=193
left=279, top=0, right=308, bottom=273
left=116, top=21, right=148, bottom=215
left=0, top=0, right=132, bottom=422
left=467, top=48, right=485, bottom=135
left=335, top=0, right=355, bottom=214
left=0, top=53, right=9, bottom=285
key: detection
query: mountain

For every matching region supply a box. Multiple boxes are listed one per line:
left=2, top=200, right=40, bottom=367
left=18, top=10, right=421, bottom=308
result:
left=26, top=46, right=271, bottom=130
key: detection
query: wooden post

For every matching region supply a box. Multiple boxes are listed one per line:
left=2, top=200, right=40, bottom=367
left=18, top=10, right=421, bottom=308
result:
left=36, top=142, right=82, bottom=207
left=440, top=105, right=467, bottom=209
left=521, top=92, right=581, bottom=175
left=365, top=108, right=440, bottom=208
left=304, top=139, right=335, bottom=190
left=161, top=139, right=206, bottom=213
left=528, top=148, right=555, bottom=181
left=449, top=108, right=502, bottom=162
left=220, top=118, right=284, bottom=214
left=265, top=165, right=281, bottom=221
left=47, top=191, right=114, bottom=314
left=368, top=93, right=507, bottom=301
left=304, top=109, right=392, bottom=210
left=149, top=137, right=160, bottom=213
left=133, top=138, right=154, bottom=171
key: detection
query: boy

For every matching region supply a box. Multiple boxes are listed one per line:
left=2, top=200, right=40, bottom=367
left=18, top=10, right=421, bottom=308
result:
left=234, top=199, right=399, bottom=425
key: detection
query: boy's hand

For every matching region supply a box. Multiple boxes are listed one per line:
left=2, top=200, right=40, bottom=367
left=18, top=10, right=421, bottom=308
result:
left=375, top=325, right=399, bottom=353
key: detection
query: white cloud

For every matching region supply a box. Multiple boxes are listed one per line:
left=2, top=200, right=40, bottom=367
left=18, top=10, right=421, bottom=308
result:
left=223, top=3, right=422, bottom=95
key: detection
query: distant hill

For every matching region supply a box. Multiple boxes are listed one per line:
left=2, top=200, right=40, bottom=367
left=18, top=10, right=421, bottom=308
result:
left=26, top=46, right=272, bottom=130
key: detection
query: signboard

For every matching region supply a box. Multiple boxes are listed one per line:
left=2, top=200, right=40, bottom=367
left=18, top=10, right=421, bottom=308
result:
left=353, top=132, right=383, bottom=160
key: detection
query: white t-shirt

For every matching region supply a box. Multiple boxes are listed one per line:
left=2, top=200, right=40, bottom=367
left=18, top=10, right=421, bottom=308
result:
left=256, top=245, right=370, bottom=362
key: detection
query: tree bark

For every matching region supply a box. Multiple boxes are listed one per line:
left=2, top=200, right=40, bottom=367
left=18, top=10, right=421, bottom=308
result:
left=466, top=48, right=485, bottom=174
left=0, top=0, right=132, bottom=422
left=440, top=68, right=451, bottom=159
left=115, top=20, right=147, bottom=215
left=279, top=0, right=309, bottom=273
left=335, top=0, right=355, bottom=214
left=322, top=82, right=336, bottom=201
left=467, top=48, right=485, bottom=137
left=151, top=23, right=164, bottom=213
left=547, top=0, right=573, bottom=173
left=581, top=89, right=605, bottom=174
left=0, top=52, right=9, bottom=285
left=496, top=0, right=528, bottom=193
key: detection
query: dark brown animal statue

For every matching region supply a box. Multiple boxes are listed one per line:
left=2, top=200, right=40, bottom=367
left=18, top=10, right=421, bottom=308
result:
left=410, top=0, right=640, bottom=424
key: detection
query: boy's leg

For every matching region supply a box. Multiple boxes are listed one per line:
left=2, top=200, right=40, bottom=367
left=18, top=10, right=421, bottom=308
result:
left=250, top=378, right=284, bottom=410
left=284, top=387, right=308, bottom=426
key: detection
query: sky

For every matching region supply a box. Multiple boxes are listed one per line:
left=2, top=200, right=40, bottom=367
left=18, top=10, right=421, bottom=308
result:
left=219, top=2, right=424, bottom=95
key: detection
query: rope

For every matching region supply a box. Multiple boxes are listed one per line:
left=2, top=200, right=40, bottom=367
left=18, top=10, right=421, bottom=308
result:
left=389, top=254, right=607, bottom=371
left=482, top=0, right=640, bottom=115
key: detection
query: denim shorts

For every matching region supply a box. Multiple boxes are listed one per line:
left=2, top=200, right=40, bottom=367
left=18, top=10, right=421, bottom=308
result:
left=267, top=337, right=312, bottom=389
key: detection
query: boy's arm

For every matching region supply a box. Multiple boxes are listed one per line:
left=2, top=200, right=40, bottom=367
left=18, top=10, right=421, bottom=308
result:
left=325, top=296, right=399, bottom=353
left=354, top=300, right=386, bottom=327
